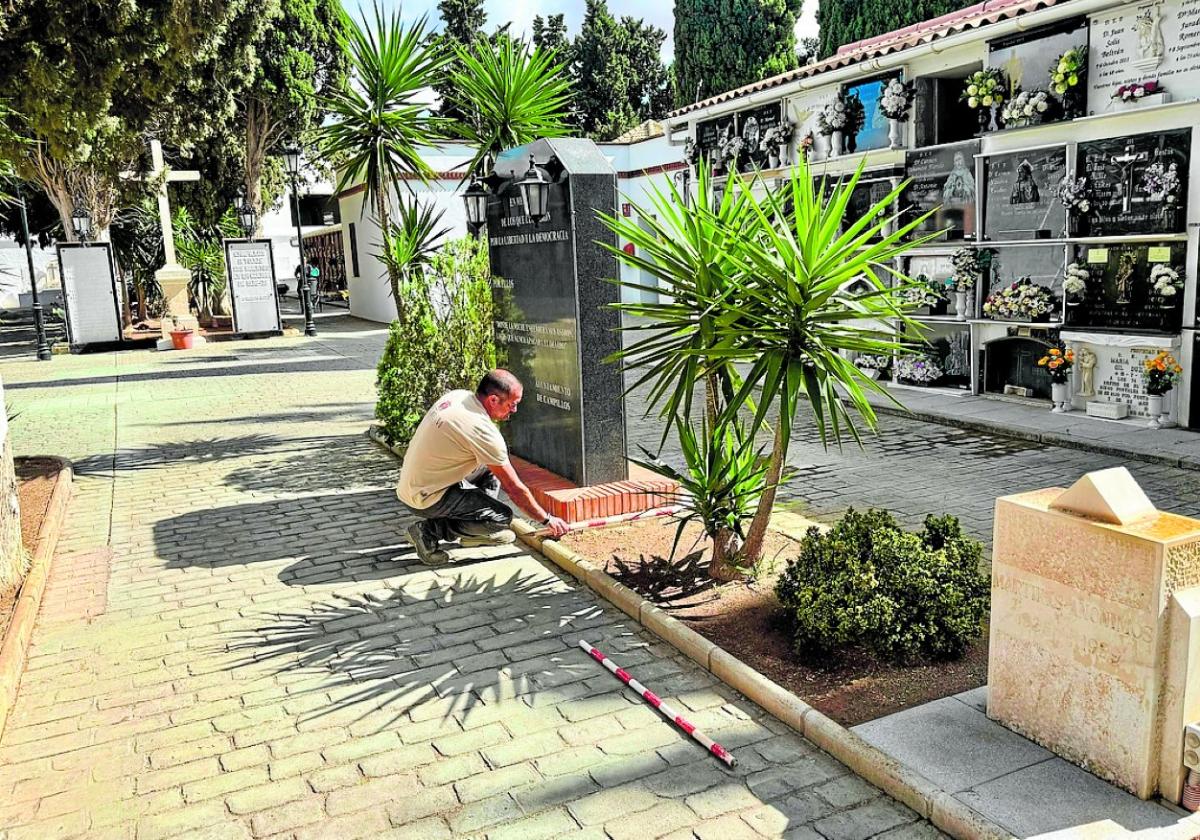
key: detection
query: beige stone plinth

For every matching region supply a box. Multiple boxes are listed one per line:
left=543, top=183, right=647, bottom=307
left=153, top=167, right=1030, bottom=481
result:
left=154, top=264, right=206, bottom=351
left=988, top=484, right=1200, bottom=800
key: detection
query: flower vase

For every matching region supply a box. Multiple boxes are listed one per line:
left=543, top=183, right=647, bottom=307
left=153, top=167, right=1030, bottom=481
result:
left=1147, top=393, right=1164, bottom=428
left=1160, top=390, right=1176, bottom=428
left=954, top=291, right=967, bottom=321
left=888, top=119, right=904, bottom=150
left=768, top=151, right=780, bottom=169
left=988, top=105, right=1001, bottom=132
left=1051, top=381, right=1069, bottom=413
left=830, top=130, right=843, bottom=159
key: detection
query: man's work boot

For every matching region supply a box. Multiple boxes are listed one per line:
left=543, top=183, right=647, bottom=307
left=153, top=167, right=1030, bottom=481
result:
left=455, top=528, right=516, bottom=548
left=406, top=521, right=449, bottom=566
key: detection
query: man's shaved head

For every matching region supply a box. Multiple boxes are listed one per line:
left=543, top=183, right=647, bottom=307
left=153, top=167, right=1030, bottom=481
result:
left=476, top=369, right=521, bottom=401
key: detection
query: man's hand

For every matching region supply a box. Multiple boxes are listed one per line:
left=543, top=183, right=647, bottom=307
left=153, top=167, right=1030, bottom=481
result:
left=544, top=515, right=570, bottom=538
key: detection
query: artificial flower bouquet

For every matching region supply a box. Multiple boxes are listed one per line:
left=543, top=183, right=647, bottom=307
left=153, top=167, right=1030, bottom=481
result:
left=895, top=354, right=943, bottom=385
left=983, top=278, right=1056, bottom=321
left=1001, top=89, right=1051, bottom=127
left=1150, top=264, right=1182, bottom=304
left=879, top=78, right=915, bottom=121
left=1036, top=347, right=1075, bottom=383
left=961, top=68, right=1006, bottom=110
left=1051, top=47, right=1087, bottom=96
left=950, top=247, right=982, bottom=291
left=1113, top=80, right=1164, bottom=103
left=1143, top=350, right=1182, bottom=395
left=1063, top=262, right=1089, bottom=302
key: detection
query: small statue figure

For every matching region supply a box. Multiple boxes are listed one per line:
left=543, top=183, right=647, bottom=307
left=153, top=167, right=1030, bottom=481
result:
left=1136, top=5, right=1165, bottom=64
left=1078, top=346, right=1097, bottom=397
left=1115, top=252, right=1136, bottom=304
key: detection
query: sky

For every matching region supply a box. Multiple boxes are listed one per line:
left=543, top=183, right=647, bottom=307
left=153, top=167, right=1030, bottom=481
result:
left=349, top=1, right=820, bottom=63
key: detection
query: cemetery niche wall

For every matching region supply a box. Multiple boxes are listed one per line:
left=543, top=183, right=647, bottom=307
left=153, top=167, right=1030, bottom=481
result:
left=697, top=102, right=784, bottom=173
left=983, top=148, right=1067, bottom=241
left=486, top=138, right=626, bottom=487
left=1076, top=128, right=1190, bottom=237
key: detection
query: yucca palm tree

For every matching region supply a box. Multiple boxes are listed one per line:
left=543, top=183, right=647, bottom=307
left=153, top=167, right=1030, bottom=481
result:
left=447, top=36, right=573, bottom=178
left=381, top=199, right=451, bottom=289
left=316, top=2, right=447, bottom=316
left=607, top=157, right=946, bottom=575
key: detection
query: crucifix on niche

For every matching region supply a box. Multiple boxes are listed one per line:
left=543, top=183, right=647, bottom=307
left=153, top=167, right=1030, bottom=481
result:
left=1111, top=143, right=1149, bottom=213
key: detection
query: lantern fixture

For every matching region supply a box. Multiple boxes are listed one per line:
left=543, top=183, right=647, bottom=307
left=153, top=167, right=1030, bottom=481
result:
left=282, top=147, right=302, bottom=177
left=71, top=203, right=92, bottom=242
left=463, top=177, right=489, bottom=227
left=516, top=155, right=551, bottom=223
left=237, top=195, right=258, bottom=239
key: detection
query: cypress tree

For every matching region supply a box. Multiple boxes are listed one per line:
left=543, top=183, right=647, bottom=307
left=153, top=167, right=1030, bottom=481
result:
left=817, top=1, right=977, bottom=60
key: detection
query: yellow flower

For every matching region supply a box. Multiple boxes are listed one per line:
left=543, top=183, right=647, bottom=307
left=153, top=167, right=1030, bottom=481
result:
left=1037, top=357, right=1049, bottom=366
left=1049, top=348, right=1061, bottom=356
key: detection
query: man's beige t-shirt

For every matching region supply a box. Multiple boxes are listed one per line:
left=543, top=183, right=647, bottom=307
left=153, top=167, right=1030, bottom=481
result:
left=396, top=390, right=509, bottom=509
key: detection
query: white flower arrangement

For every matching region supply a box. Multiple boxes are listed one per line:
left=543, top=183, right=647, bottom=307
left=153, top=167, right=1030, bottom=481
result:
left=1151, top=264, right=1182, bottom=299
left=950, top=248, right=982, bottom=291
left=817, top=98, right=848, bottom=134
left=1140, top=161, right=1181, bottom=204
left=855, top=354, right=891, bottom=371
left=879, top=79, right=915, bottom=121
left=718, top=135, right=745, bottom=168
left=1000, top=89, right=1051, bottom=127
left=898, top=274, right=943, bottom=308
left=760, top=120, right=794, bottom=151
left=895, top=354, right=943, bottom=385
left=683, top=137, right=700, bottom=165
left=1063, top=262, right=1089, bottom=299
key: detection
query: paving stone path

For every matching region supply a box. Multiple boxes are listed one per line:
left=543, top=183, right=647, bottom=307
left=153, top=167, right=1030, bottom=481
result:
left=0, top=311, right=943, bottom=839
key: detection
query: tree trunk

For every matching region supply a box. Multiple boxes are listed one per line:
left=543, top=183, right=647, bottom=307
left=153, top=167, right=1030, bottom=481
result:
left=243, top=98, right=278, bottom=236
left=376, top=183, right=402, bottom=321
left=739, top=418, right=788, bottom=565
left=136, top=284, right=148, bottom=323
left=709, top=527, right=743, bottom=581
left=119, top=265, right=133, bottom=327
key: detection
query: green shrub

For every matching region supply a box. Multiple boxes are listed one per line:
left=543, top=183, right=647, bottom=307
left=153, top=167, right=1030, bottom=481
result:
left=375, top=235, right=496, bottom=446
left=774, top=508, right=988, bottom=664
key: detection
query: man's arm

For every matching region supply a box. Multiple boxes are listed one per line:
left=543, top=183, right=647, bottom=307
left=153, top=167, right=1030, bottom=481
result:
left=487, top=461, right=570, bottom=537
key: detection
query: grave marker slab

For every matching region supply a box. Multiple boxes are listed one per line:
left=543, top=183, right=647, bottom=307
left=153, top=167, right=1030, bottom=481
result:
left=1076, top=129, right=1190, bottom=237
left=487, top=138, right=626, bottom=487
left=225, top=239, right=282, bottom=335
left=56, top=243, right=122, bottom=349
left=1064, top=242, right=1185, bottom=333
left=904, top=140, right=979, bottom=239
left=983, top=148, right=1067, bottom=241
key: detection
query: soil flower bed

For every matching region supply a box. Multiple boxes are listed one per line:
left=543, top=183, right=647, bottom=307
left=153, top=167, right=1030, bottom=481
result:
left=561, top=517, right=988, bottom=726
left=0, top=458, right=61, bottom=643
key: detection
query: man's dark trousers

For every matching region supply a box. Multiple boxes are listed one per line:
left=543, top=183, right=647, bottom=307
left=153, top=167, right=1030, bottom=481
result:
left=402, top=467, right=513, bottom=541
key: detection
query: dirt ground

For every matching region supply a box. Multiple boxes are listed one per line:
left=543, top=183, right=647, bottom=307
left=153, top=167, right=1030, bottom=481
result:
left=562, top=518, right=988, bottom=726
left=0, top=458, right=61, bottom=642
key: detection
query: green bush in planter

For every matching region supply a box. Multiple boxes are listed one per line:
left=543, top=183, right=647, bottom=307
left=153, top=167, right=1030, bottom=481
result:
left=774, top=508, right=988, bottom=664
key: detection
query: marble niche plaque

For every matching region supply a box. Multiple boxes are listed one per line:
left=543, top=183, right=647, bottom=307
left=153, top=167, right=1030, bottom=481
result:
left=737, top=102, right=782, bottom=170
left=696, top=113, right=736, bottom=165
left=1076, top=128, right=1190, bottom=237
left=1064, top=242, right=1185, bottom=333
left=988, top=17, right=1090, bottom=116
left=983, top=148, right=1067, bottom=241
left=845, top=176, right=897, bottom=239
left=984, top=245, right=1066, bottom=322
left=487, top=138, right=626, bottom=487
left=904, top=140, right=980, bottom=240
left=1087, top=0, right=1200, bottom=115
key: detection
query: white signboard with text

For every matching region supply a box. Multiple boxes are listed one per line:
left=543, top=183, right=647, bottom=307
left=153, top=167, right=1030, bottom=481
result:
left=1088, top=0, right=1200, bottom=114
left=225, top=239, right=281, bottom=334
left=56, top=243, right=122, bottom=347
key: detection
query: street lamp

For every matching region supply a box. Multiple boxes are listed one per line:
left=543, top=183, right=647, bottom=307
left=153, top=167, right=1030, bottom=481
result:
left=237, top=195, right=257, bottom=240
left=463, top=177, right=489, bottom=229
left=516, top=155, right=550, bottom=223
left=281, top=147, right=316, bottom=337
left=14, top=182, right=51, bottom=361
left=71, top=203, right=92, bottom=243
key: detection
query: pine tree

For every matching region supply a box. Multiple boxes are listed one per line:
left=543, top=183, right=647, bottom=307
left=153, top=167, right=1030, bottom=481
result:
left=532, top=13, right=569, bottom=57
left=433, top=0, right=487, bottom=119
left=570, top=0, right=671, bottom=140
left=674, top=0, right=804, bottom=108
left=817, top=1, right=975, bottom=59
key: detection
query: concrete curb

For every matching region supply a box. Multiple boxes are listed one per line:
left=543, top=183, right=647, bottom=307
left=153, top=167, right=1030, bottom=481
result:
left=0, top=458, right=73, bottom=741
left=514, top=519, right=1016, bottom=840
left=365, top=424, right=407, bottom=459
left=873, top=401, right=1199, bottom=472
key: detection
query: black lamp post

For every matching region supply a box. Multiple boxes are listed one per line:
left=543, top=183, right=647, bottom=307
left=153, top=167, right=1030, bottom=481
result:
left=15, top=182, right=51, bottom=361
left=282, top=147, right=316, bottom=337
left=71, top=203, right=92, bottom=243
left=237, top=195, right=257, bottom=240
left=516, top=155, right=551, bottom=223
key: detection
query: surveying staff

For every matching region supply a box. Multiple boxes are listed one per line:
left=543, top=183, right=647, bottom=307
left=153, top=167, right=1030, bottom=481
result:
left=398, top=369, right=570, bottom=565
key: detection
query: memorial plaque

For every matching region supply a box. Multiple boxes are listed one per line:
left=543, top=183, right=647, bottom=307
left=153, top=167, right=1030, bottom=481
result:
left=983, top=148, right=1067, bottom=241
left=225, top=239, right=282, bottom=334
left=737, top=102, right=782, bottom=170
left=844, top=75, right=895, bottom=153
left=984, top=333, right=1059, bottom=398
left=56, top=243, right=122, bottom=348
left=845, top=176, right=896, bottom=238
left=488, top=138, right=625, bottom=486
left=1077, top=129, right=1190, bottom=236
left=696, top=114, right=736, bottom=162
left=905, top=253, right=954, bottom=316
left=1087, top=0, right=1200, bottom=115
left=904, top=140, right=979, bottom=239
left=988, top=17, right=1089, bottom=103
left=1064, top=241, right=1185, bottom=333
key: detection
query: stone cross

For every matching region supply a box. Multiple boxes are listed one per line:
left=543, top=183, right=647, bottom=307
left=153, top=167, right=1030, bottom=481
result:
left=122, top=139, right=200, bottom=267
left=1111, top=143, right=1148, bottom=213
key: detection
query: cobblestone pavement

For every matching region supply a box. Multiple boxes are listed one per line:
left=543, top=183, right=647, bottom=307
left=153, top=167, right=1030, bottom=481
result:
left=626, top=384, right=1200, bottom=553
left=0, top=312, right=944, bottom=839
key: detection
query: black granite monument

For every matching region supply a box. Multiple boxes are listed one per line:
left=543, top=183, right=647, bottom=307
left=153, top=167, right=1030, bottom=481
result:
left=486, top=138, right=626, bottom=487
left=983, top=148, right=1066, bottom=240
left=1063, top=242, right=1186, bottom=333
left=904, top=140, right=979, bottom=239
left=1077, top=129, right=1190, bottom=237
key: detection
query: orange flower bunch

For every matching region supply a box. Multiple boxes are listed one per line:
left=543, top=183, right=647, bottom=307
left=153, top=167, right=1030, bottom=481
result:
left=1037, top=347, right=1075, bottom=383
left=1143, top=350, right=1183, bottom=395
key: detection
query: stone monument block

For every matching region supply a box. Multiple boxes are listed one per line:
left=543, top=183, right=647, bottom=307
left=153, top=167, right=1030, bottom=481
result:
left=989, top=471, right=1200, bottom=800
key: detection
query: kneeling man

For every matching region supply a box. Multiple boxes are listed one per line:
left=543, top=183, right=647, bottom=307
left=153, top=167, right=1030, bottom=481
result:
left=398, top=369, right=570, bottom=565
